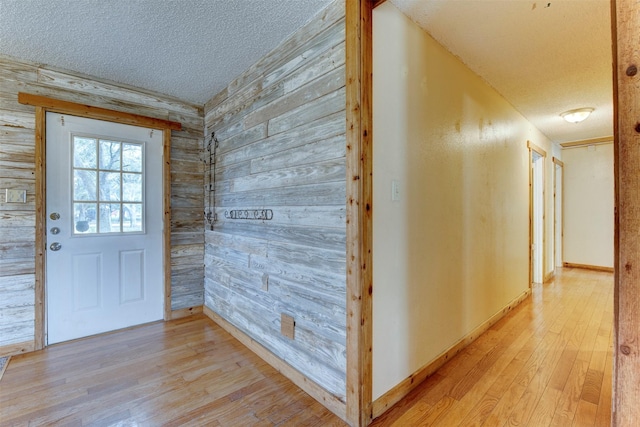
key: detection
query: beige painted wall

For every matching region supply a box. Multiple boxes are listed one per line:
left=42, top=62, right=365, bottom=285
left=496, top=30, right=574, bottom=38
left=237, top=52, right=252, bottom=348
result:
left=372, top=2, right=556, bottom=400
left=562, top=143, right=614, bottom=268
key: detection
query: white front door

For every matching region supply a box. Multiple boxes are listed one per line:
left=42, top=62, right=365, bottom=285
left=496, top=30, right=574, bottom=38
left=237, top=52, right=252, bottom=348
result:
left=46, top=113, right=164, bottom=345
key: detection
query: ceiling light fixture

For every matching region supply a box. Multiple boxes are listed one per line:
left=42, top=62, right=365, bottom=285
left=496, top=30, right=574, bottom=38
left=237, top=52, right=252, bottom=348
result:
left=560, top=108, right=594, bottom=123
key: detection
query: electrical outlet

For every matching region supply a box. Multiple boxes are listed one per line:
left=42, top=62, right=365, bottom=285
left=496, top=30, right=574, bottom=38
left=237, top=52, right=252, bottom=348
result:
left=281, top=314, right=295, bottom=340
left=5, top=189, right=26, bottom=203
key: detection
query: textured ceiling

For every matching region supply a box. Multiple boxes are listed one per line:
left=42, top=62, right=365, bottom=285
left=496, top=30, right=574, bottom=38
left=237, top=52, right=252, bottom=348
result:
left=390, top=0, right=613, bottom=144
left=1, top=0, right=612, bottom=143
left=0, top=0, right=332, bottom=106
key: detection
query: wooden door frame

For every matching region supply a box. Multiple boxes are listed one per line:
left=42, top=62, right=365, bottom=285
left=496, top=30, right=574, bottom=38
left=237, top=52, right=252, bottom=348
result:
left=18, top=93, right=180, bottom=350
left=527, top=141, right=547, bottom=285
left=552, top=157, right=564, bottom=271
left=345, top=0, right=375, bottom=425
left=612, top=0, right=640, bottom=424
left=346, top=1, right=639, bottom=425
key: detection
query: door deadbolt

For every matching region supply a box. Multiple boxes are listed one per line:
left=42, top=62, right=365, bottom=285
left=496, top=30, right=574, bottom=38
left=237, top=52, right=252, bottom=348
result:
left=50, top=227, right=60, bottom=235
left=49, top=242, right=62, bottom=251
left=49, top=212, right=60, bottom=220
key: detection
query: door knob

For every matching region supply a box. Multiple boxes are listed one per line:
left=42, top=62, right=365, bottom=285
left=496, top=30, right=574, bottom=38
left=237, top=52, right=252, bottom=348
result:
left=49, top=242, right=62, bottom=251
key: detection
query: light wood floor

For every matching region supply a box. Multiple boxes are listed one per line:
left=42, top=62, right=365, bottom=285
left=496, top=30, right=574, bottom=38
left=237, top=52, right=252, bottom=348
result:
left=371, top=268, right=614, bottom=426
left=0, top=268, right=612, bottom=426
left=0, top=316, right=345, bottom=426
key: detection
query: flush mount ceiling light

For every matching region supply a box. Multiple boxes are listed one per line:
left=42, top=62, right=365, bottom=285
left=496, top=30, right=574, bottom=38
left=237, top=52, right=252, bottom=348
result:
left=560, top=108, right=594, bottom=123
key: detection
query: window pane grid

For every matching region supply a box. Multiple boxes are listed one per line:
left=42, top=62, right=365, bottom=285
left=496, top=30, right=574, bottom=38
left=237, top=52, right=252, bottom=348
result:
left=72, top=136, right=144, bottom=235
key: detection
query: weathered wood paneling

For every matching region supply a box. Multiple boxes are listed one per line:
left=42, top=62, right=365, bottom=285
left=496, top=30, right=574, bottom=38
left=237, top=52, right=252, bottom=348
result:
left=216, top=111, right=345, bottom=167
left=203, top=0, right=347, bottom=403
left=0, top=55, right=204, bottom=349
left=0, top=274, right=35, bottom=346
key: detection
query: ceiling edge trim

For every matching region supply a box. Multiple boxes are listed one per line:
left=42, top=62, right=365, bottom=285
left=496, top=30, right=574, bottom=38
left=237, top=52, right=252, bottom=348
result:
left=560, top=136, right=614, bottom=149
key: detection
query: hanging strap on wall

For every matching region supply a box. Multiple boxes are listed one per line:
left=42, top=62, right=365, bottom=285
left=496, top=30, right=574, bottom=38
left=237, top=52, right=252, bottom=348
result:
left=205, top=131, right=218, bottom=230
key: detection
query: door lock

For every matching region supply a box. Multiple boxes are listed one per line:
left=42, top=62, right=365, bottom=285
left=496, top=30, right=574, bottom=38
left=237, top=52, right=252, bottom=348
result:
left=50, top=227, right=60, bottom=235
left=49, top=212, right=60, bottom=220
left=49, top=242, right=62, bottom=251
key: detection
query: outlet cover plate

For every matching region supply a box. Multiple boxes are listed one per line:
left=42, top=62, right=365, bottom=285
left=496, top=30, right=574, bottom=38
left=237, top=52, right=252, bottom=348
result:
left=5, top=189, right=26, bottom=203
left=281, top=314, right=295, bottom=340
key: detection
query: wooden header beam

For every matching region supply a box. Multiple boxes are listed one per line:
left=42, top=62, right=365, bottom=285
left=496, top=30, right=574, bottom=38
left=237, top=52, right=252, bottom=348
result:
left=18, top=93, right=181, bottom=131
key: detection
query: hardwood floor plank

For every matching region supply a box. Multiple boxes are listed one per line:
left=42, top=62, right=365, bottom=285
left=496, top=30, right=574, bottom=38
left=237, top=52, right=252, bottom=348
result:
left=581, top=290, right=613, bottom=407
left=0, top=315, right=345, bottom=426
left=504, top=333, right=568, bottom=426
left=594, top=342, right=613, bottom=426
left=439, top=294, right=560, bottom=426
left=435, top=304, right=552, bottom=426
left=528, top=386, right=562, bottom=426
left=413, top=395, right=456, bottom=425
left=550, top=272, right=613, bottom=427
left=369, top=372, right=447, bottom=424
left=448, top=301, right=539, bottom=401
left=573, top=400, right=599, bottom=426
left=504, top=282, right=593, bottom=426
left=548, top=347, right=580, bottom=392
left=550, top=357, right=591, bottom=426
left=581, top=369, right=605, bottom=405
left=389, top=400, right=433, bottom=426
left=371, top=268, right=613, bottom=427
left=480, top=327, right=564, bottom=425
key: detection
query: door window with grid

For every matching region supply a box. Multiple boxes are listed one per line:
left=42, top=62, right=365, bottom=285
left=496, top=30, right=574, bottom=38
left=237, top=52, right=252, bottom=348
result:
left=72, top=135, right=144, bottom=234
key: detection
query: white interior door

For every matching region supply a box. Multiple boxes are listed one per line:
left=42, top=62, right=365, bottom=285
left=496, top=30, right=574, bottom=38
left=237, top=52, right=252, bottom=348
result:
left=46, top=113, right=163, bottom=344
left=555, top=162, right=563, bottom=268
left=532, top=151, right=544, bottom=284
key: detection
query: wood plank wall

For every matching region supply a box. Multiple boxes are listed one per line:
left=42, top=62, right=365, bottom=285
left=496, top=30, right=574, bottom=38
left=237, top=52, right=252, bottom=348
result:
left=203, top=1, right=347, bottom=401
left=0, top=56, right=204, bottom=349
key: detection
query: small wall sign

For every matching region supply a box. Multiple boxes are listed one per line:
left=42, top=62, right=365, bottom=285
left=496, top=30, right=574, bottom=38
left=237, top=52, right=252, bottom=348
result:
left=224, top=209, right=273, bottom=221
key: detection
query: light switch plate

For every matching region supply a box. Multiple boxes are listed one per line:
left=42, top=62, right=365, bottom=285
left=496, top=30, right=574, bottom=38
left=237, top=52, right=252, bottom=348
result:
left=5, top=189, right=26, bottom=203
left=391, top=180, right=400, bottom=201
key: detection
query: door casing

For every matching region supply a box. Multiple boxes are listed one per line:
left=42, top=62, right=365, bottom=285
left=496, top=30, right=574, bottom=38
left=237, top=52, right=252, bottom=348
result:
left=528, top=140, right=547, bottom=286
left=18, top=93, right=180, bottom=350
left=553, top=157, right=564, bottom=269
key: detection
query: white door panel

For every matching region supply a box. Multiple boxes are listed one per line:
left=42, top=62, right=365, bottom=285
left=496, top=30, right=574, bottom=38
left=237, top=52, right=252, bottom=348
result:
left=46, top=113, right=163, bottom=344
left=531, top=152, right=544, bottom=284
